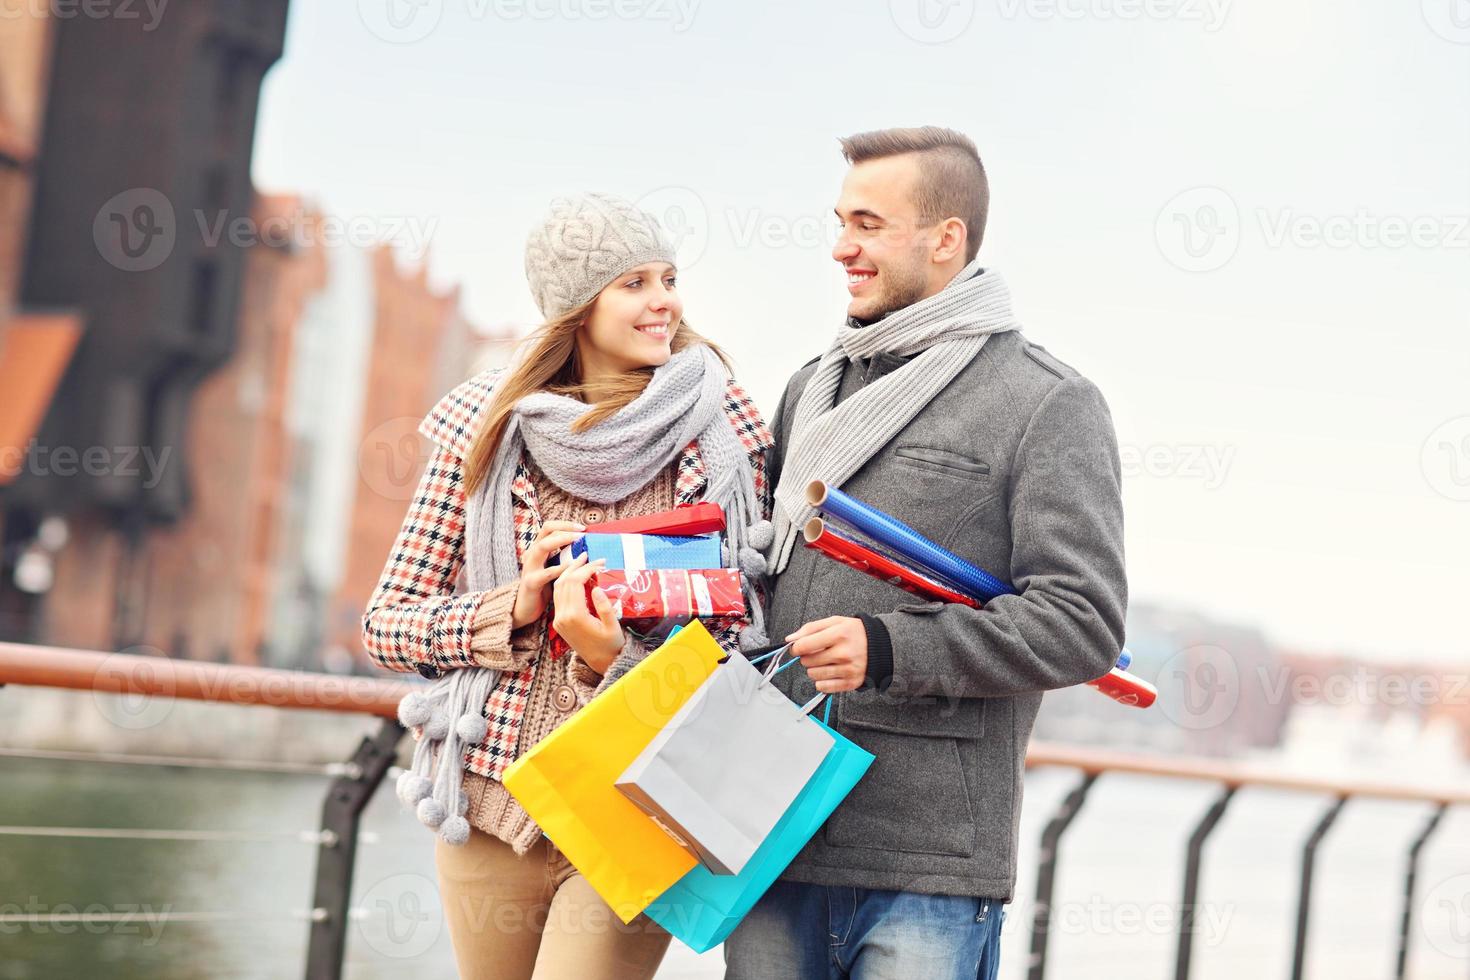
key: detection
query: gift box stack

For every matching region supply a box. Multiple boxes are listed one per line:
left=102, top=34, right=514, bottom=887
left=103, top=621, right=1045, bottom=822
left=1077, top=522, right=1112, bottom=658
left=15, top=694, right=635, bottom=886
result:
left=553, top=503, right=746, bottom=642
left=507, top=510, right=876, bottom=954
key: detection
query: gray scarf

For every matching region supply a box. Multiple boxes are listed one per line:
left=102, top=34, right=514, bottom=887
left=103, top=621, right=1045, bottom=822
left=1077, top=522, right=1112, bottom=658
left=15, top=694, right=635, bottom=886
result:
left=466, top=343, right=769, bottom=609
left=769, top=259, right=1022, bottom=574
left=397, top=343, right=771, bottom=844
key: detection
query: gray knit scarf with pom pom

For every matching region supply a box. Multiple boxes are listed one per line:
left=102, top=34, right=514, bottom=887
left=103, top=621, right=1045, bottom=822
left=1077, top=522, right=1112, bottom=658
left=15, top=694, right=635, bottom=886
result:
left=397, top=343, right=771, bottom=845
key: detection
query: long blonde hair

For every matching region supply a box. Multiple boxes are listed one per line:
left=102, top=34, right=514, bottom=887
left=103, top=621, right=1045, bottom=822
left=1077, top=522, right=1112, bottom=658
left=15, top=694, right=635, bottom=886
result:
left=463, top=300, right=730, bottom=497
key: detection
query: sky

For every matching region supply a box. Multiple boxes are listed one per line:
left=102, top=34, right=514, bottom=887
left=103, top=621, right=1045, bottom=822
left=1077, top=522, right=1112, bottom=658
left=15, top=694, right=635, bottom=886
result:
left=252, top=0, right=1470, bottom=664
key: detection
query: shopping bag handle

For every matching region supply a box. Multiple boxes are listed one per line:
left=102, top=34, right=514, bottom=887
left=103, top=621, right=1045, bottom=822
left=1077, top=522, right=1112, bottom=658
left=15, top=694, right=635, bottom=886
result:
left=750, top=642, right=803, bottom=682
left=749, top=643, right=835, bottom=724
left=747, top=642, right=789, bottom=671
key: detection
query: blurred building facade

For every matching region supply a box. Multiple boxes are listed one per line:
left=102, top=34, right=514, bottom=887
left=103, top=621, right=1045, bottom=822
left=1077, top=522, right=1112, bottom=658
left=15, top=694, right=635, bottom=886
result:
left=35, top=201, right=514, bottom=668
left=0, top=7, right=74, bottom=640
left=318, top=253, right=517, bottom=671
left=1034, top=602, right=1294, bottom=758
left=1033, top=602, right=1470, bottom=765
left=0, top=2, right=50, bottom=318
left=0, top=0, right=293, bottom=646
left=122, top=194, right=330, bottom=665
left=0, top=2, right=521, bottom=671
left=1271, top=649, right=1470, bottom=777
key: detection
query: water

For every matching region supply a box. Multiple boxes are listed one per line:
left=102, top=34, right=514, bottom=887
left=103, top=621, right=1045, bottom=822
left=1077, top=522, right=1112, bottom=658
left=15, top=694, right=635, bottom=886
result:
left=3, top=744, right=1468, bottom=977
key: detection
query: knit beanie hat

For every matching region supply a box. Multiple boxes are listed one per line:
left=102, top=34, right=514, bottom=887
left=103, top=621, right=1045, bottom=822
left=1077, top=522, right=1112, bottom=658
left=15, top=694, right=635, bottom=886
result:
left=524, top=192, right=677, bottom=319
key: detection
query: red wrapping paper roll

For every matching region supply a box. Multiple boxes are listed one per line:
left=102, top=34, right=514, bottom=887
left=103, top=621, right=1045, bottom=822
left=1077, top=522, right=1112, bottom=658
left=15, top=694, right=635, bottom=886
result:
left=803, top=519, right=979, bottom=608
left=802, top=518, right=1157, bottom=709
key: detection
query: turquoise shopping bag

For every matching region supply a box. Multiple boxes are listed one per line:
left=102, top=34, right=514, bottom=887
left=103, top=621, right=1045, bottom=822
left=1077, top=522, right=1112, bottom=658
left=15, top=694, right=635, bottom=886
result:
left=642, top=714, right=875, bottom=953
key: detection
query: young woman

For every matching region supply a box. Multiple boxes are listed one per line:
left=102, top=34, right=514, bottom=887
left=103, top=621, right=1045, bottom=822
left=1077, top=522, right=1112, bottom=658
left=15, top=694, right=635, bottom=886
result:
left=361, top=192, right=773, bottom=979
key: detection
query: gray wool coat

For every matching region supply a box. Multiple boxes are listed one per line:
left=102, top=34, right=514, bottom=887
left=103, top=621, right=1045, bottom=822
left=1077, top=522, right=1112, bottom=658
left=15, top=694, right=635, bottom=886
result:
left=762, top=328, right=1128, bottom=902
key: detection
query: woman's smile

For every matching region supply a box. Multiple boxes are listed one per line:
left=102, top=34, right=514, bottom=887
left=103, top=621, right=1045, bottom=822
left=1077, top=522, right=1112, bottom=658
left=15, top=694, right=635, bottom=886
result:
left=634, top=321, right=671, bottom=341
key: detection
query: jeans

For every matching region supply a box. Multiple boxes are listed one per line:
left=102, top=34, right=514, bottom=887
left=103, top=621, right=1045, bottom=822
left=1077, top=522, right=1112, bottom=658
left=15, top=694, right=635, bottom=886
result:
left=724, top=880, right=1004, bottom=980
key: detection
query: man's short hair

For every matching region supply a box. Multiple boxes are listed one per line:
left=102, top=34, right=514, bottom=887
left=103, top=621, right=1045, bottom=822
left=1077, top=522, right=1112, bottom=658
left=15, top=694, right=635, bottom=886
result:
left=838, top=126, right=989, bottom=262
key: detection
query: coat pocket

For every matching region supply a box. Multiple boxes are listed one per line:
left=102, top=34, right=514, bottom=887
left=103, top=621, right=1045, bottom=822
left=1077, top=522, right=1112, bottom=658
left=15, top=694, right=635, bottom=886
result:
left=822, top=728, right=978, bottom=857
left=822, top=697, right=982, bottom=857
left=893, top=445, right=991, bottom=480
left=838, top=690, right=985, bottom=739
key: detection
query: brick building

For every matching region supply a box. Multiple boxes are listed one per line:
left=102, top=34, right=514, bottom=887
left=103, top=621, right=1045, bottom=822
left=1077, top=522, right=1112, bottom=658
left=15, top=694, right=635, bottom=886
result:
left=322, top=257, right=517, bottom=669
left=0, top=2, right=518, bottom=669
left=1, top=1, right=293, bottom=648
left=0, top=6, right=50, bottom=316
left=51, top=213, right=509, bottom=668
left=322, top=250, right=462, bottom=667
left=0, top=8, right=82, bottom=639
left=271, top=244, right=515, bottom=671
left=119, top=195, right=328, bottom=663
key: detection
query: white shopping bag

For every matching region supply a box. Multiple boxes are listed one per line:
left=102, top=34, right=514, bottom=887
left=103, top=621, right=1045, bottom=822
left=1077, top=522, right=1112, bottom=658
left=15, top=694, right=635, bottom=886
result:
left=615, top=646, right=834, bottom=875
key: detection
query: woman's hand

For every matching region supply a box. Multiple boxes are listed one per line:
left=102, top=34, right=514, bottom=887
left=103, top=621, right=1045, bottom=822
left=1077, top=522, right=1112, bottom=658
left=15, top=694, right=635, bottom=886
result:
left=510, top=520, right=587, bottom=631
left=551, top=554, right=624, bottom=675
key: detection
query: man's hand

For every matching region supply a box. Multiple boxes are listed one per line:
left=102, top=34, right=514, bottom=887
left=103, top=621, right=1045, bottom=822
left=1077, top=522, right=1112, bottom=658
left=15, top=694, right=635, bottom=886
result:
left=787, top=616, right=868, bottom=694
left=551, top=554, right=624, bottom=675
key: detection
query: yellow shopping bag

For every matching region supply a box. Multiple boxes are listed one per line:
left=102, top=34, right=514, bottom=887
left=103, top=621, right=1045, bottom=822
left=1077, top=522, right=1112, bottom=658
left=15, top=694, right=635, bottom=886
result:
left=502, top=621, right=725, bottom=923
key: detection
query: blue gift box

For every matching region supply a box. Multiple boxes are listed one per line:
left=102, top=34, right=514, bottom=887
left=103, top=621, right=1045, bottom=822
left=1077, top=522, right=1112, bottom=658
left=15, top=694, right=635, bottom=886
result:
left=555, top=532, right=723, bottom=571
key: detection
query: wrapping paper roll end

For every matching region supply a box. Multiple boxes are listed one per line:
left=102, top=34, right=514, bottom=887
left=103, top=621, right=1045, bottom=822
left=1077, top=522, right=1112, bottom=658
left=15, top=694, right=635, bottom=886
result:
left=1087, top=668, right=1157, bottom=709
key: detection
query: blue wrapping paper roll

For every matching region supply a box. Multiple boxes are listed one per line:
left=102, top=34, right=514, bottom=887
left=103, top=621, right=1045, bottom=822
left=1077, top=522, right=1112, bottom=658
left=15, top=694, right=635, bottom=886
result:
left=806, top=482, right=1131, bottom=674
left=806, top=481, right=1015, bottom=602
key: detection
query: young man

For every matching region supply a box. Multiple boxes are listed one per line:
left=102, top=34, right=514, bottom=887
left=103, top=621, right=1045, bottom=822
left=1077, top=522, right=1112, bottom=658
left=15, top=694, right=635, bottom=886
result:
left=725, top=127, right=1128, bottom=980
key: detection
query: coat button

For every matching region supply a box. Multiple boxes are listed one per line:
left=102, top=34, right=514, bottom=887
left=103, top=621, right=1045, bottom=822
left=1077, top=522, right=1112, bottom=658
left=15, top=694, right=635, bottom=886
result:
left=417, top=662, right=442, bottom=680
left=553, top=685, right=577, bottom=713
left=584, top=508, right=603, bottom=524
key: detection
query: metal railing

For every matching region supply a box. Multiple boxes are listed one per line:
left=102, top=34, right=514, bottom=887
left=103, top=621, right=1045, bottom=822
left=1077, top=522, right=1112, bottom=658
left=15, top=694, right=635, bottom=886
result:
left=0, top=641, right=408, bottom=979
left=2, top=641, right=1467, bottom=980
left=1022, top=743, right=1470, bottom=980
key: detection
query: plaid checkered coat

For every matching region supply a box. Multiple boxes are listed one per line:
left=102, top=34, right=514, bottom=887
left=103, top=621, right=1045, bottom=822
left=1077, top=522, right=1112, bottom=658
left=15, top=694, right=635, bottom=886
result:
left=362, top=367, right=774, bottom=779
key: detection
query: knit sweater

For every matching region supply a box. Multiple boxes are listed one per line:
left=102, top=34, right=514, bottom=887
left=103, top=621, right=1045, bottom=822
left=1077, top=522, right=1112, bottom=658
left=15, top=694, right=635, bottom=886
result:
left=458, top=457, right=680, bottom=853
left=362, top=372, right=773, bottom=854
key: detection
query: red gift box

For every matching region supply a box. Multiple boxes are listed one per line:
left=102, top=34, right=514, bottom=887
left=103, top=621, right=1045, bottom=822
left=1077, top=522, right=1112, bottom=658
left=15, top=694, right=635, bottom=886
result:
left=544, top=505, right=727, bottom=657
left=592, top=503, right=726, bottom=536
left=594, top=568, right=745, bottom=638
